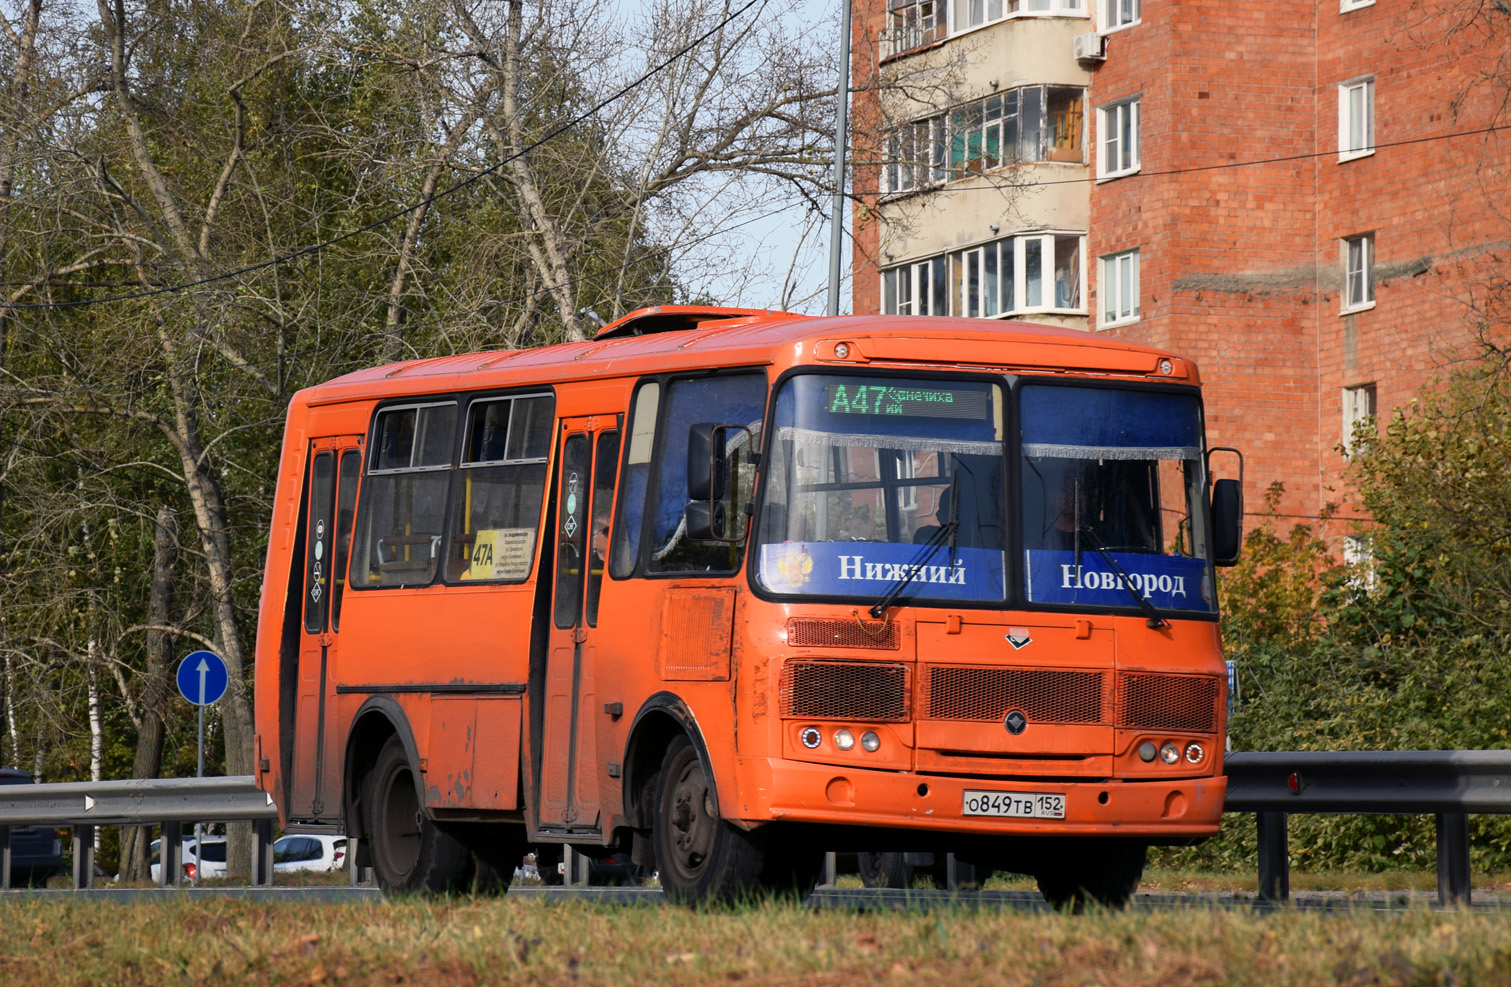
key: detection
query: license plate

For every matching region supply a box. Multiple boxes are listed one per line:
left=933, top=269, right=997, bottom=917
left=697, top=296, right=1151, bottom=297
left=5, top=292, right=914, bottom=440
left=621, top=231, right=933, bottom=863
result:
left=962, top=790, right=1065, bottom=819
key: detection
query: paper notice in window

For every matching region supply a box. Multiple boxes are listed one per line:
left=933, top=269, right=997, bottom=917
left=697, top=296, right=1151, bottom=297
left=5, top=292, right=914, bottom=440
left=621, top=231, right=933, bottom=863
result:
left=468, top=528, right=535, bottom=580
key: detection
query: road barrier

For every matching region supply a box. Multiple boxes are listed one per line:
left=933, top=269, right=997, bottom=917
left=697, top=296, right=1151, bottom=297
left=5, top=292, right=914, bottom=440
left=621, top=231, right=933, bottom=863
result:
left=0, top=776, right=278, bottom=890
left=1224, top=750, right=1511, bottom=905
left=7, top=754, right=1511, bottom=902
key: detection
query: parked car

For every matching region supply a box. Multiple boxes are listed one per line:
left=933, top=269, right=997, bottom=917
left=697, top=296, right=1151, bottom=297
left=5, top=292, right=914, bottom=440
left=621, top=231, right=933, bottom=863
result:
left=149, top=834, right=228, bottom=882
left=273, top=834, right=346, bottom=874
left=0, top=768, right=64, bottom=887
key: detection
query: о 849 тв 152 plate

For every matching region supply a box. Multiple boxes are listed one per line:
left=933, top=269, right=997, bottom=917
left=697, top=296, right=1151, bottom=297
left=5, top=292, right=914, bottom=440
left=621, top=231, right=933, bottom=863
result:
left=962, top=790, right=1066, bottom=819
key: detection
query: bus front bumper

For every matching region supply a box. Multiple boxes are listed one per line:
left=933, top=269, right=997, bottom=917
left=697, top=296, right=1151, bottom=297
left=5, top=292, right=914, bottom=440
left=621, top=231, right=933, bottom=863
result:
left=734, top=756, right=1225, bottom=838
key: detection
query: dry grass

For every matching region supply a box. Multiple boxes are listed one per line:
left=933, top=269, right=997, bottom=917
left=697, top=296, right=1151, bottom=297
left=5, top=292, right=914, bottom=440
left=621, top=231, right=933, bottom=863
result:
left=1, top=893, right=1508, bottom=986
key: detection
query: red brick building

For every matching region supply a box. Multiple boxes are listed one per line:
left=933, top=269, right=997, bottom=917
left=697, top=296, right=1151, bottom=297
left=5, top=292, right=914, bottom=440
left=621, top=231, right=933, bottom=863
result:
left=851, top=0, right=1510, bottom=543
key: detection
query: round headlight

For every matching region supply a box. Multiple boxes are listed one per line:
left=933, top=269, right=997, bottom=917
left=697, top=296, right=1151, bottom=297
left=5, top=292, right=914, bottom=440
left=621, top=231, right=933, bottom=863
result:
left=1159, top=358, right=1174, bottom=375
left=1185, top=742, right=1205, bottom=764
left=1160, top=743, right=1180, bottom=765
left=861, top=731, right=881, bottom=752
left=800, top=727, right=821, bottom=749
left=1138, top=741, right=1157, bottom=763
left=834, top=342, right=850, bottom=359
left=834, top=729, right=855, bottom=751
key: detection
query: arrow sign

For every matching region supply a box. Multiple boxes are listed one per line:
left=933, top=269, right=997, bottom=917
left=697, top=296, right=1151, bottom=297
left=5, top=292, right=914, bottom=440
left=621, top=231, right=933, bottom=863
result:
left=176, top=650, right=228, bottom=706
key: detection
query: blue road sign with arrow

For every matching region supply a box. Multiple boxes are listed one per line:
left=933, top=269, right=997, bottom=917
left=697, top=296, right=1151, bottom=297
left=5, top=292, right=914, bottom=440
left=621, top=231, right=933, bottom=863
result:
left=176, top=650, right=229, bottom=706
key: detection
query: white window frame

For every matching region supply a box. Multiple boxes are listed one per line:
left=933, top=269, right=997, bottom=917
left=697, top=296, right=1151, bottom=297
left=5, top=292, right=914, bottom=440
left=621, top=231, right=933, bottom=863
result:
left=1099, top=249, right=1140, bottom=327
left=885, top=0, right=948, bottom=57
left=1341, top=383, right=1376, bottom=457
left=1337, top=77, right=1375, bottom=161
left=1339, top=0, right=1374, bottom=12
left=951, top=0, right=1085, bottom=37
left=1099, top=0, right=1138, bottom=33
left=1097, top=97, right=1140, bottom=179
left=880, top=257, right=948, bottom=315
left=1341, top=234, right=1375, bottom=314
left=1342, top=534, right=1377, bottom=591
left=946, top=231, right=1085, bottom=318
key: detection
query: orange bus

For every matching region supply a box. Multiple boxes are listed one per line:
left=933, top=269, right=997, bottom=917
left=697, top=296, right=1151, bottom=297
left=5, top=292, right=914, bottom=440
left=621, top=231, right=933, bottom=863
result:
left=253, top=306, right=1243, bottom=906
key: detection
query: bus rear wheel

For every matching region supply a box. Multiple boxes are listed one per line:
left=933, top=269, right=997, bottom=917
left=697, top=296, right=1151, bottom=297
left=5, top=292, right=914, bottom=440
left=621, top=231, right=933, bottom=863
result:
left=366, top=735, right=470, bottom=894
left=858, top=852, right=913, bottom=889
left=652, top=735, right=765, bottom=906
left=1034, top=839, right=1146, bottom=912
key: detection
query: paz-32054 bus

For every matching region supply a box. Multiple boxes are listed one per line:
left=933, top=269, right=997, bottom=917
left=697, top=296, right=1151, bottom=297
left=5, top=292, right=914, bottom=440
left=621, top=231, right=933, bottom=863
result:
left=253, top=306, right=1243, bottom=907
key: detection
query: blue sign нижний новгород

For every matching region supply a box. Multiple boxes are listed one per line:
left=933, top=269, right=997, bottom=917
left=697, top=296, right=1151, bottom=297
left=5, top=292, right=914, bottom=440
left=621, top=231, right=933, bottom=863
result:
left=1024, top=550, right=1212, bottom=612
left=176, top=650, right=229, bottom=706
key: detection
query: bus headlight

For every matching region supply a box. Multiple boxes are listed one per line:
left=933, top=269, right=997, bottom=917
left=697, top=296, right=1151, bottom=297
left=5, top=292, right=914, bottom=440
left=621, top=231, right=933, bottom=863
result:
left=801, top=727, right=822, bottom=749
left=861, top=731, right=881, bottom=752
left=1160, top=743, right=1180, bottom=765
left=834, top=729, right=855, bottom=751
left=1185, top=742, right=1205, bottom=764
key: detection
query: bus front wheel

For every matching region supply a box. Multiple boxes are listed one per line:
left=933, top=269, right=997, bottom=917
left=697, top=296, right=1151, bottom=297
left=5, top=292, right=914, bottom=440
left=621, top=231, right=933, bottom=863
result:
left=366, top=735, right=470, bottom=894
left=652, top=735, right=764, bottom=905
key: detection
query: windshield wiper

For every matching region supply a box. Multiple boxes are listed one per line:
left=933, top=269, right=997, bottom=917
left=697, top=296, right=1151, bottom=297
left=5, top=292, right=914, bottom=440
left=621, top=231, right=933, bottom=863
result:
left=1077, top=525, right=1168, bottom=629
left=869, top=472, right=960, bottom=619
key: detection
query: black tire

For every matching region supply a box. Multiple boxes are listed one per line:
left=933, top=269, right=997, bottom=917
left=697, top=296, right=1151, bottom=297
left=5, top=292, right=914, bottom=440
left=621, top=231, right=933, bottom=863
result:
left=858, top=852, right=913, bottom=889
left=652, top=735, right=766, bottom=906
left=1035, top=839, right=1146, bottom=912
left=365, top=735, right=471, bottom=894
left=450, top=822, right=530, bottom=894
left=759, top=839, right=826, bottom=900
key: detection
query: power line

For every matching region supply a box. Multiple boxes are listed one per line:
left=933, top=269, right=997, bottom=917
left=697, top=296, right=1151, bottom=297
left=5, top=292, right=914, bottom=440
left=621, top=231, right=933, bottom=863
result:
left=862, top=121, right=1511, bottom=196
left=1, top=0, right=769, bottom=312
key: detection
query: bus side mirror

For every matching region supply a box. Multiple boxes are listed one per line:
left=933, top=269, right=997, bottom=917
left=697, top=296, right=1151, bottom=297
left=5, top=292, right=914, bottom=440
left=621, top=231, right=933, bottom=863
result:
left=687, top=423, right=728, bottom=501
left=1210, top=478, right=1243, bottom=566
left=685, top=500, right=728, bottom=541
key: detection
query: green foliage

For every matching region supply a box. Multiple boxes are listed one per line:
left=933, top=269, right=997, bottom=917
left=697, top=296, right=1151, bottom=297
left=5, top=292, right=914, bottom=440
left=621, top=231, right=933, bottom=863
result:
left=1217, top=482, right=1338, bottom=660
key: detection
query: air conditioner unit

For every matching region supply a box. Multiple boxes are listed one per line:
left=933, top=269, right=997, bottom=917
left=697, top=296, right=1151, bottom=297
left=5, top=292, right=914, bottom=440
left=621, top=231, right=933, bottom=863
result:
left=1073, top=32, right=1106, bottom=63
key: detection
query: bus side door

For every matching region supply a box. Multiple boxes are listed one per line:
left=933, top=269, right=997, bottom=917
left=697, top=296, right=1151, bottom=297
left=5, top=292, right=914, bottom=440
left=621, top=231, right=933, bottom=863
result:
left=289, top=436, right=363, bottom=821
left=537, top=417, right=621, bottom=833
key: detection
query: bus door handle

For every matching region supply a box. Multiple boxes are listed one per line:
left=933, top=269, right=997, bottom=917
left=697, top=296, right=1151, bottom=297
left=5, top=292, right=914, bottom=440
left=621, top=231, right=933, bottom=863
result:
left=573, top=626, right=587, bottom=644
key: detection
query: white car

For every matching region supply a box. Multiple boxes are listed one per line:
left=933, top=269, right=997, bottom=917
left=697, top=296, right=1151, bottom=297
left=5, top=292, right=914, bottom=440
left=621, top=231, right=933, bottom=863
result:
left=149, top=835, right=228, bottom=881
left=273, top=834, right=347, bottom=874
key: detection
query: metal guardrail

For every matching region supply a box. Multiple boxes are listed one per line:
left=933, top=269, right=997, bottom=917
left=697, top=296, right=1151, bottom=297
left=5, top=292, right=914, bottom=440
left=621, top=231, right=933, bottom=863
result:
left=1224, top=750, right=1511, bottom=905
left=0, top=775, right=279, bottom=890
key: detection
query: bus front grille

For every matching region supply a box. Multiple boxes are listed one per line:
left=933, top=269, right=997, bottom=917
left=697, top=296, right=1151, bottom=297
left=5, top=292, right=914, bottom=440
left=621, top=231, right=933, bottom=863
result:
left=787, top=617, right=901, bottom=650
left=781, top=660, right=910, bottom=721
left=921, top=666, right=1108, bottom=724
left=1117, top=672, right=1220, bottom=732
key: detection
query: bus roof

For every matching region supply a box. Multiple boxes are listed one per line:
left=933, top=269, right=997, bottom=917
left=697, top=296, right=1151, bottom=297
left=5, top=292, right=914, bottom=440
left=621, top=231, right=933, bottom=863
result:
left=298, top=309, right=1198, bottom=407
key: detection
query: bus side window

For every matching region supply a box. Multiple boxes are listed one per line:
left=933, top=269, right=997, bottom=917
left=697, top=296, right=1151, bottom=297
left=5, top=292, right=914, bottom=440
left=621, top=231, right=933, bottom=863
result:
left=645, top=373, right=766, bottom=574
left=353, top=402, right=456, bottom=588
left=585, top=430, right=620, bottom=626
left=610, top=381, right=659, bottom=579
left=330, top=449, right=361, bottom=631
left=447, top=393, right=553, bottom=583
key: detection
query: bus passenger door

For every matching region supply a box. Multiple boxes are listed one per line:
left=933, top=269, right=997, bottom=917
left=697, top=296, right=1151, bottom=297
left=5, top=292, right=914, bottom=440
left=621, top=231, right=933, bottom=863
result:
left=538, top=417, right=621, bottom=833
left=290, top=436, right=364, bottom=821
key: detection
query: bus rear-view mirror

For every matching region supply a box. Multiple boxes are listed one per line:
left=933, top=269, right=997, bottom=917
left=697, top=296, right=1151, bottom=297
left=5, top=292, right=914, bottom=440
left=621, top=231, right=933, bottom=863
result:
left=685, top=500, right=728, bottom=541
left=687, top=423, right=728, bottom=501
left=1210, top=478, right=1243, bottom=566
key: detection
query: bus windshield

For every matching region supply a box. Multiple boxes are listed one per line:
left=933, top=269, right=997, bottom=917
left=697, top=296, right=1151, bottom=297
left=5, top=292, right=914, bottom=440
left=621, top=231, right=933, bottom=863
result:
left=1019, top=383, right=1215, bottom=614
left=754, top=374, right=1007, bottom=605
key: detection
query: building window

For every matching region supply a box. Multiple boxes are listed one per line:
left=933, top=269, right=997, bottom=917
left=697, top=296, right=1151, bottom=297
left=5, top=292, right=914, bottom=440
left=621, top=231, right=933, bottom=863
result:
left=882, top=115, right=946, bottom=193
left=881, top=257, right=949, bottom=315
left=1338, top=78, right=1374, bottom=161
left=885, top=86, right=1085, bottom=194
left=1342, top=234, right=1374, bottom=312
left=1100, top=249, right=1139, bottom=326
left=944, top=232, right=1084, bottom=317
left=1100, top=0, right=1138, bottom=31
left=1341, top=383, right=1376, bottom=457
left=954, top=0, right=1084, bottom=33
left=886, top=0, right=948, bottom=55
left=1097, top=97, right=1139, bottom=178
left=1342, top=534, right=1377, bottom=590
left=1340, top=0, right=1374, bottom=11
